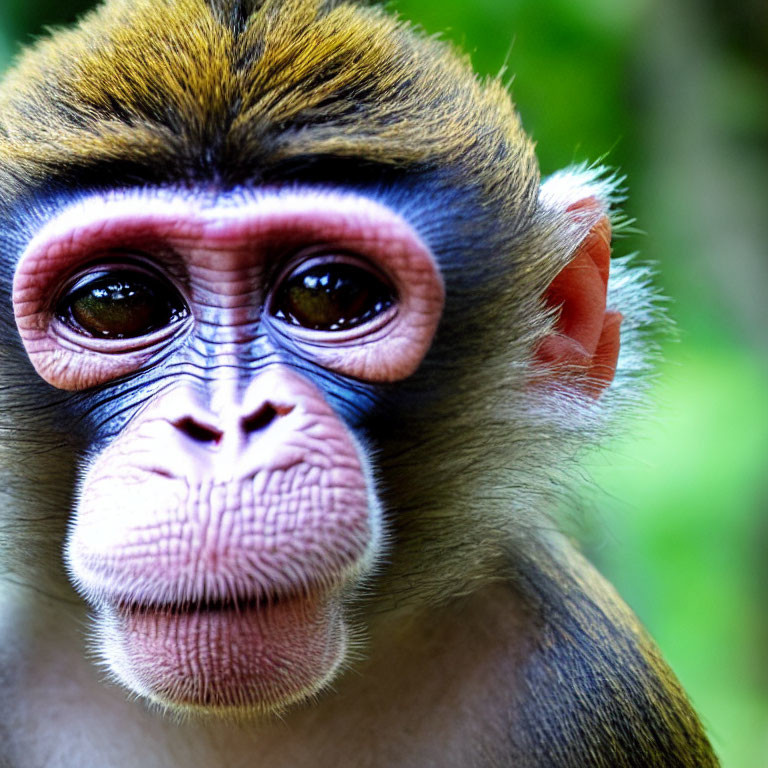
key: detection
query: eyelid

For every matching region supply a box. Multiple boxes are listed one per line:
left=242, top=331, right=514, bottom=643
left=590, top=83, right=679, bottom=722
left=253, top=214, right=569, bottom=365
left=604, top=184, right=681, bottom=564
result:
left=66, top=260, right=156, bottom=284
left=269, top=250, right=396, bottom=295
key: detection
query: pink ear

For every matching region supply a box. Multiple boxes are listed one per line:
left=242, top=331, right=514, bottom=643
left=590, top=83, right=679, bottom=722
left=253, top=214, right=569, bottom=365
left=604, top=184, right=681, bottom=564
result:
left=534, top=198, right=622, bottom=398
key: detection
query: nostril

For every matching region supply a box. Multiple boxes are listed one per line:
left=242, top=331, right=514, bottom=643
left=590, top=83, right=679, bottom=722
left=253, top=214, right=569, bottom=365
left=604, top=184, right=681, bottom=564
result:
left=241, top=403, right=294, bottom=434
left=174, top=417, right=223, bottom=444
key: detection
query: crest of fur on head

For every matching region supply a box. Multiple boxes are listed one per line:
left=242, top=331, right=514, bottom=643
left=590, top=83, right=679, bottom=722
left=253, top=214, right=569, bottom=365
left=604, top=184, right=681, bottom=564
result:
left=0, top=0, right=536, bottom=209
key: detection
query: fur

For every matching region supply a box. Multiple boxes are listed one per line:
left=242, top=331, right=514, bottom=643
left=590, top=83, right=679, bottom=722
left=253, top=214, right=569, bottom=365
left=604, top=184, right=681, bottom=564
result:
left=0, top=1, right=717, bottom=766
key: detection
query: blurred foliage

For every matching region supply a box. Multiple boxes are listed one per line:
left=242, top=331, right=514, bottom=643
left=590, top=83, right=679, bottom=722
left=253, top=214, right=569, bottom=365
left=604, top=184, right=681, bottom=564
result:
left=1, top=1, right=767, bottom=766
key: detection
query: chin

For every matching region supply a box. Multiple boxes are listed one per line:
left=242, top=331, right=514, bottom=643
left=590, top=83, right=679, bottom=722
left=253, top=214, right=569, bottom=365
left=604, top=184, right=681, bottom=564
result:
left=98, top=588, right=351, bottom=717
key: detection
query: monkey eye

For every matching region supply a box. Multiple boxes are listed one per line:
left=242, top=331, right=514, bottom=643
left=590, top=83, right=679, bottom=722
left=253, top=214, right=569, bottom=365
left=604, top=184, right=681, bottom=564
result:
left=272, top=261, right=395, bottom=332
left=56, top=268, right=189, bottom=339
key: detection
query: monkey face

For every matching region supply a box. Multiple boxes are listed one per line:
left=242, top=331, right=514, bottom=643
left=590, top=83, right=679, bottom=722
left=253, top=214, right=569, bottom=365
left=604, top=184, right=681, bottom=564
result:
left=1, top=0, right=617, bottom=728
left=11, top=188, right=444, bottom=714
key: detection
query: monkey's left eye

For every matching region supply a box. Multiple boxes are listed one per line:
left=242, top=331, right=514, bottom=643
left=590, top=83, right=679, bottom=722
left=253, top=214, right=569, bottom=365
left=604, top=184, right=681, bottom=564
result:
left=56, top=269, right=189, bottom=339
left=272, top=261, right=395, bottom=332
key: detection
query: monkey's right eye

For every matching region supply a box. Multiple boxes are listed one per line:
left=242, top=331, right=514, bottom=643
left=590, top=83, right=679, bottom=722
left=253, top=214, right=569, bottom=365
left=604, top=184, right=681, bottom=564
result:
left=56, top=270, right=189, bottom=339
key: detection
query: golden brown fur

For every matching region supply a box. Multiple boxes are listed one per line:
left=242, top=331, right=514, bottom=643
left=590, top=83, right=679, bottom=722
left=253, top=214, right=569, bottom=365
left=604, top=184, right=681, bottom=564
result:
left=0, top=0, right=536, bottom=211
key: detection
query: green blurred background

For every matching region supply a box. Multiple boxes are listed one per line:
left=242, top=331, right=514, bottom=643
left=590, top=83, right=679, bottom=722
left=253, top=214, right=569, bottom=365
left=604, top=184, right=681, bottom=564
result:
left=1, top=0, right=766, bottom=764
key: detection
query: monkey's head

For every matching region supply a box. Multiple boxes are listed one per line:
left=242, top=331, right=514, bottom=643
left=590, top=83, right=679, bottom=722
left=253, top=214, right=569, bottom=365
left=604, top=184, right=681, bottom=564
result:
left=0, top=0, right=652, bottom=717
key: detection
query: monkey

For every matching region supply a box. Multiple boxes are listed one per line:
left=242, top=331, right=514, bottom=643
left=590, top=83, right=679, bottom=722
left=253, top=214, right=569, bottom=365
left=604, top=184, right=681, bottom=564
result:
left=0, top=0, right=718, bottom=766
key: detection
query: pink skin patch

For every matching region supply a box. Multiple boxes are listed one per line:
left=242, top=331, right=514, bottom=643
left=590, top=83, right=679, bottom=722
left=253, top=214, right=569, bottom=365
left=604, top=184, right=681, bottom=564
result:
left=71, top=364, right=374, bottom=713
left=70, top=367, right=373, bottom=604
left=13, top=190, right=445, bottom=389
left=12, top=189, right=445, bottom=712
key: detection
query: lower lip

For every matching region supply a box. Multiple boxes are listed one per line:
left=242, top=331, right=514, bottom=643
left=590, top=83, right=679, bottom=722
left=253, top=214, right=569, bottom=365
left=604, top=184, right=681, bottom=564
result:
left=113, top=593, right=346, bottom=712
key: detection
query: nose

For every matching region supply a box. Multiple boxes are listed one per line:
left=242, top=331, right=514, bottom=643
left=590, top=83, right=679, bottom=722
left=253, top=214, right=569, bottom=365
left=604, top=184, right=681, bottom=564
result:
left=173, top=401, right=294, bottom=446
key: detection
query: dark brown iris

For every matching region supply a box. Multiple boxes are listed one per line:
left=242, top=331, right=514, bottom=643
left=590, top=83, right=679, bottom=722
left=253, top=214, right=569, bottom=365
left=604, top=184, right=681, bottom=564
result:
left=59, top=270, right=188, bottom=339
left=273, top=262, right=394, bottom=331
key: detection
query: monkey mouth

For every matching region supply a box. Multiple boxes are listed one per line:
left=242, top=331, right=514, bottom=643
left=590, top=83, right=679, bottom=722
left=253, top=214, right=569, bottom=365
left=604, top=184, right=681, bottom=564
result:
left=105, top=585, right=348, bottom=713
left=114, top=590, right=288, bottom=617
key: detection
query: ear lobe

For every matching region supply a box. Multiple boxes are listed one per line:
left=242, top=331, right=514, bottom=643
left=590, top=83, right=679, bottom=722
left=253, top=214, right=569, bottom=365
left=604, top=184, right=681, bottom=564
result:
left=534, top=198, right=622, bottom=398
